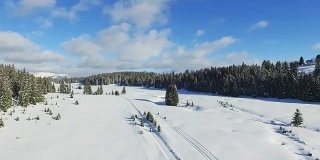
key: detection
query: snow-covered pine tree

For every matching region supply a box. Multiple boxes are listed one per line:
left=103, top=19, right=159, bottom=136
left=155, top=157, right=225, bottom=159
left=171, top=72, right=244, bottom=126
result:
left=19, top=70, right=31, bottom=107
left=83, top=80, right=92, bottom=95
left=29, top=76, right=44, bottom=105
left=291, top=108, right=303, bottom=127
left=121, top=86, right=126, bottom=94
left=66, top=83, right=71, bottom=94
left=51, top=83, right=56, bottom=93
left=99, top=85, right=103, bottom=95
left=165, top=84, right=179, bottom=106
left=0, top=70, right=13, bottom=112
left=59, top=81, right=66, bottom=93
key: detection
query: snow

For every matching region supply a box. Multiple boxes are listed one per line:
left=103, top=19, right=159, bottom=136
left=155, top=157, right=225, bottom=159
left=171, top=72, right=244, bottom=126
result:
left=1, top=84, right=320, bottom=160
left=298, top=65, right=315, bottom=75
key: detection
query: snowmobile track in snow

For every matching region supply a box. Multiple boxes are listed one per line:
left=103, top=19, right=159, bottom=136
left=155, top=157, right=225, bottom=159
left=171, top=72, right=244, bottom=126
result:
left=122, top=96, right=181, bottom=160
left=163, top=118, right=219, bottom=160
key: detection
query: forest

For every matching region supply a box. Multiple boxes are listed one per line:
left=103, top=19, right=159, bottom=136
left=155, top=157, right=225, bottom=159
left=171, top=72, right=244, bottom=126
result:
left=79, top=58, right=320, bottom=102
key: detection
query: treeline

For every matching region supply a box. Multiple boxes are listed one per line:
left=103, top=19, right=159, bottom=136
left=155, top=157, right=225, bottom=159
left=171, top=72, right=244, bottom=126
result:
left=0, top=64, right=55, bottom=112
left=76, top=59, right=320, bottom=102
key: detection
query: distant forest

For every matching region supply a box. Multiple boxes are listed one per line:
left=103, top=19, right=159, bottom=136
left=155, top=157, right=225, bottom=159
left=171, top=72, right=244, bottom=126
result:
left=66, top=56, right=320, bottom=102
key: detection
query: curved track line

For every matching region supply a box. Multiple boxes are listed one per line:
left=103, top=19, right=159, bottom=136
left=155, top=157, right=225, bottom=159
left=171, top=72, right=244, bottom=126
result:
left=122, top=96, right=180, bottom=160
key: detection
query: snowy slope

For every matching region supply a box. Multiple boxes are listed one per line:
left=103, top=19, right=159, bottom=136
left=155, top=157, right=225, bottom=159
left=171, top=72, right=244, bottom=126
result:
left=1, top=84, right=319, bottom=160
left=298, top=65, right=315, bottom=75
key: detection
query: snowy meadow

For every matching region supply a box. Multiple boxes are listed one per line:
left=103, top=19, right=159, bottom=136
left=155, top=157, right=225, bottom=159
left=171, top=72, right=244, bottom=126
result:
left=0, top=84, right=320, bottom=160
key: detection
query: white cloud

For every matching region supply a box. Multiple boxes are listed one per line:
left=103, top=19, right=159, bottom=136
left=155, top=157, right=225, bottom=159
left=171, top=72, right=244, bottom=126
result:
left=13, top=0, right=56, bottom=16
left=250, top=20, right=269, bottom=31
left=104, top=0, right=170, bottom=28
left=226, top=51, right=248, bottom=60
left=147, top=36, right=237, bottom=70
left=0, top=31, right=64, bottom=64
left=195, top=29, right=205, bottom=36
left=35, top=17, right=53, bottom=28
left=62, top=35, right=102, bottom=56
left=312, top=42, right=320, bottom=50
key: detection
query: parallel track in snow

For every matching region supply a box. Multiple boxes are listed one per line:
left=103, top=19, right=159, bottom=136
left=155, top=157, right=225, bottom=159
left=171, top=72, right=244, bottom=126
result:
left=122, top=96, right=180, bottom=160
left=160, top=116, right=219, bottom=160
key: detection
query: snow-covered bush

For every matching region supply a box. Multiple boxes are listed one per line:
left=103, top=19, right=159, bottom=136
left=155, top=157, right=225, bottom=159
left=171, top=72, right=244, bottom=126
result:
left=158, top=125, right=161, bottom=132
left=75, top=100, right=79, bottom=105
left=0, top=118, right=4, bottom=128
left=14, top=116, right=19, bottom=121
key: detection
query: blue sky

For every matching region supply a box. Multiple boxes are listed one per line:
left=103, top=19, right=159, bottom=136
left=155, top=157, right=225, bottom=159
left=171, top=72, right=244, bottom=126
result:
left=0, top=0, right=320, bottom=76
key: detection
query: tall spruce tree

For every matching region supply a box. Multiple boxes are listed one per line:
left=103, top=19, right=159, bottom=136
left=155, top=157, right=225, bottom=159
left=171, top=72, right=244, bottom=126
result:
left=19, top=71, right=31, bottom=107
left=59, top=81, right=66, bottom=93
left=165, top=84, right=179, bottom=106
left=299, top=56, right=305, bottom=65
left=291, top=109, right=303, bottom=127
left=83, top=80, right=92, bottom=95
left=0, top=71, right=13, bottom=112
left=121, top=86, right=126, bottom=94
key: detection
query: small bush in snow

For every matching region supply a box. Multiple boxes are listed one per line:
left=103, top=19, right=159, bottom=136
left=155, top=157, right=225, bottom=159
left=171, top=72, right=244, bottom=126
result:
left=135, top=114, right=138, bottom=118
left=26, top=117, right=31, bottom=121
left=140, top=119, right=144, bottom=127
left=153, top=120, right=157, bottom=127
left=158, top=125, right=161, bottom=132
left=0, top=118, right=4, bottom=128
left=75, top=100, right=79, bottom=105
left=34, top=115, right=40, bottom=120
left=14, top=116, right=19, bottom=121
left=52, top=113, right=61, bottom=120
left=115, top=91, right=120, bottom=96
left=45, top=101, right=48, bottom=105
left=57, top=95, right=59, bottom=98
left=143, top=111, right=146, bottom=116
left=307, top=151, right=312, bottom=156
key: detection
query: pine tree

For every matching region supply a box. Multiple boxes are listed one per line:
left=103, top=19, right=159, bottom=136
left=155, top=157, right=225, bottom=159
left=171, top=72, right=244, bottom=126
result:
left=70, top=90, right=74, bottom=98
left=165, top=84, right=179, bottom=106
left=99, top=85, right=103, bottom=94
left=83, top=80, right=92, bottom=95
left=299, top=56, right=305, bottom=65
left=0, top=118, right=4, bottom=128
left=291, top=109, right=303, bottom=127
left=121, top=86, right=126, bottom=94
left=19, top=71, right=31, bottom=107
left=157, top=125, right=161, bottom=132
left=314, top=62, right=320, bottom=76
left=0, top=71, right=13, bottom=112
left=59, top=81, right=66, bottom=93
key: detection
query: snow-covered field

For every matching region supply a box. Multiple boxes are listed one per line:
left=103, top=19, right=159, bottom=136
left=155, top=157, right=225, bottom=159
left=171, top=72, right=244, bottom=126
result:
left=1, top=84, right=320, bottom=160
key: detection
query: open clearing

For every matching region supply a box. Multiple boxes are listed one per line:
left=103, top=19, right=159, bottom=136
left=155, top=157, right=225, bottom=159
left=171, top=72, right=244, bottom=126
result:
left=1, top=84, right=319, bottom=160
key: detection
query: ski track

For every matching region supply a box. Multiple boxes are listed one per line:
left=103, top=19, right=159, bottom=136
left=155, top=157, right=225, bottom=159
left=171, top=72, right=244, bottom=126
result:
left=121, top=96, right=179, bottom=160
left=163, top=117, right=219, bottom=160
left=128, top=96, right=219, bottom=160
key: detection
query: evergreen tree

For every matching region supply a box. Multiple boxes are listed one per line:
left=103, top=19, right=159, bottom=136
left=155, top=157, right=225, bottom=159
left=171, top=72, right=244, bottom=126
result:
left=316, top=54, right=320, bottom=63
left=299, top=56, right=305, bottom=65
left=19, top=71, right=31, bottom=107
left=165, top=84, right=179, bottom=106
left=70, top=90, right=74, bottom=98
left=0, top=118, right=4, bottom=128
left=157, top=125, right=161, bottom=132
left=66, top=83, right=71, bottom=94
left=0, top=71, right=13, bottom=112
left=314, top=62, right=320, bottom=76
left=99, top=85, right=103, bottom=94
left=121, top=86, right=126, bottom=94
left=291, top=109, right=303, bottom=127
left=83, top=80, right=92, bottom=95
left=140, top=119, right=144, bottom=127
left=59, top=81, right=66, bottom=93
